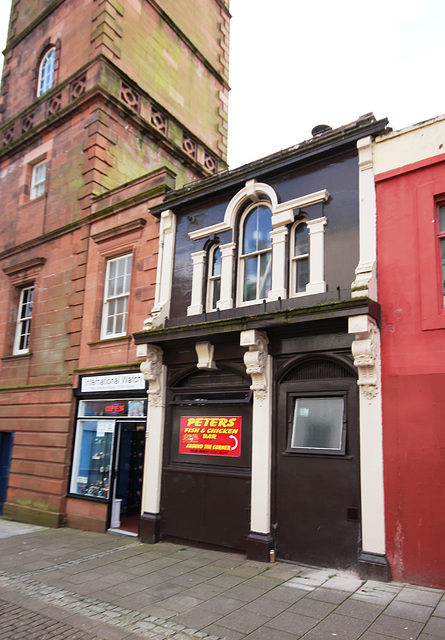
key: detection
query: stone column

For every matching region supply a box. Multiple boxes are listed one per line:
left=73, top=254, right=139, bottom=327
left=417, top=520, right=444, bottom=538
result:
left=139, top=345, right=167, bottom=543
left=217, top=242, right=235, bottom=310
left=349, top=314, right=390, bottom=580
left=306, top=216, right=327, bottom=294
left=187, top=250, right=206, bottom=316
left=240, top=329, right=273, bottom=561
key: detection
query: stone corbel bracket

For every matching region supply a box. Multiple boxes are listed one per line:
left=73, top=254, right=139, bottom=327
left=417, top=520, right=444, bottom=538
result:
left=196, top=341, right=218, bottom=370
left=139, top=345, right=164, bottom=407
left=349, top=315, right=380, bottom=401
left=240, top=330, right=269, bottom=402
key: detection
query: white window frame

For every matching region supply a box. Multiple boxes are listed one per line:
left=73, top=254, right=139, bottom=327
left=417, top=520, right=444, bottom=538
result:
left=14, top=286, right=34, bottom=354
left=101, top=254, right=132, bottom=339
left=37, top=47, right=56, bottom=97
left=237, top=202, right=273, bottom=307
left=206, top=244, right=222, bottom=312
left=290, top=216, right=327, bottom=297
left=30, top=161, right=47, bottom=200
left=290, top=220, right=309, bottom=296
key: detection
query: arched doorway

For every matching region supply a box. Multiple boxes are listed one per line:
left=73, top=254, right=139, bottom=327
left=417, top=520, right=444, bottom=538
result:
left=274, top=356, right=361, bottom=569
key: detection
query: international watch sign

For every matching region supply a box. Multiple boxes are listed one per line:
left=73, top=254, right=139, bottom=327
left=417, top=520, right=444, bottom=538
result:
left=81, top=372, right=145, bottom=393
left=179, top=416, right=241, bottom=457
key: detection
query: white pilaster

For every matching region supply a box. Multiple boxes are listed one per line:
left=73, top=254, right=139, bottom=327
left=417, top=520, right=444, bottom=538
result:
left=140, top=346, right=167, bottom=515
left=240, top=330, right=272, bottom=534
left=306, top=216, right=327, bottom=294
left=144, top=210, right=176, bottom=328
left=348, top=314, right=386, bottom=555
left=187, top=250, right=206, bottom=316
left=268, top=209, right=294, bottom=301
left=217, top=242, right=235, bottom=310
left=352, top=137, right=377, bottom=299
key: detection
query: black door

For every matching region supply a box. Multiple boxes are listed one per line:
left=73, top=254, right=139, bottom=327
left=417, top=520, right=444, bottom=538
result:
left=275, top=358, right=361, bottom=569
left=161, top=368, right=252, bottom=551
left=0, top=432, right=13, bottom=515
left=115, top=422, right=145, bottom=518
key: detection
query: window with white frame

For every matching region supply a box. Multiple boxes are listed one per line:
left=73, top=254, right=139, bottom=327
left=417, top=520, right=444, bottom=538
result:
left=101, top=254, right=132, bottom=339
left=238, top=203, right=273, bottom=304
left=30, top=161, right=47, bottom=200
left=14, top=286, right=34, bottom=354
left=206, top=244, right=222, bottom=311
left=37, top=47, right=56, bottom=97
left=290, top=221, right=309, bottom=295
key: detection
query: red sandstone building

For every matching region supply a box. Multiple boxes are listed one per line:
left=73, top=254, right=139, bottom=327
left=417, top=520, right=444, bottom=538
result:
left=373, top=115, right=445, bottom=588
left=0, top=0, right=229, bottom=532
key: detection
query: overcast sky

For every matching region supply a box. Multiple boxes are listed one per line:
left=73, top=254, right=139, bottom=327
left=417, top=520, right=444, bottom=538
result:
left=1, top=0, right=444, bottom=168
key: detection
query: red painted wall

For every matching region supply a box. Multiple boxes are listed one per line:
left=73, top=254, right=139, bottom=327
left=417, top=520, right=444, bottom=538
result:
left=376, top=156, right=445, bottom=588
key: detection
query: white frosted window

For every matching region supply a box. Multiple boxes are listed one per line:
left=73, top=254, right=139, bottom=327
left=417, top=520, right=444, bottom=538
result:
left=290, top=397, right=344, bottom=452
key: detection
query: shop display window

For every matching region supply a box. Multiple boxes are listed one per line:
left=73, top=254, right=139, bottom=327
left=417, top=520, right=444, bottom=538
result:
left=70, top=420, right=114, bottom=499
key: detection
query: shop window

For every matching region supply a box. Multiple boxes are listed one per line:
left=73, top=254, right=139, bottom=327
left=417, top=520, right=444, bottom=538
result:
left=70, top=420, right=114, bottom=499
left=291, top=221, right=309, bottom=294
left=206, top=244, right=222, bottom=311
left=37, top=47, right=56, bottom=97
left=438, top=204, right=445, bottom=307
left=13, top=286, right=34, bottom=354
left=288, top=396, right=346, bottom=454
left=30, top=161, right=47, bottom=200
left=238, top=203, right=273, bottom=304
left=101, top=254, right=132, bottom=339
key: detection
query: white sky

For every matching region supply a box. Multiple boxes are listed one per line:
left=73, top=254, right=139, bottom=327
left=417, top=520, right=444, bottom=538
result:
left=1, top=0, right=444, bottom=169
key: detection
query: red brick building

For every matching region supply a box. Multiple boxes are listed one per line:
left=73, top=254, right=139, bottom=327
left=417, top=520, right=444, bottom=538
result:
left=0, top=0, right=229, bottom=532
left=373, top=115, right=445, bottom=588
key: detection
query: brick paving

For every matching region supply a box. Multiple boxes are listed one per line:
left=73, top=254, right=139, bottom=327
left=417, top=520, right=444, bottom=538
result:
left=1, top=519, right=445, bottom=640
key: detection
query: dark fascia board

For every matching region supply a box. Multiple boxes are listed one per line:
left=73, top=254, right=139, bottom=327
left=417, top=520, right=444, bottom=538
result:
left=133, top=298, right=380, bottom=349
left=149, top=115, right=389, bottom=216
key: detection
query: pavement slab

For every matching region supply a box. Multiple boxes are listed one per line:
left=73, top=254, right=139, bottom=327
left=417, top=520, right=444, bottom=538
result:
left=1, top=517, right=445, bottom=640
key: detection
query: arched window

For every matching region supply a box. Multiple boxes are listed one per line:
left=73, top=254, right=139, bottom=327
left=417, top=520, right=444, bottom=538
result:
left=37, top=47, right=56, bottom=97
left=207, top=244, right=222, bottom=311
left=238, top=203, right=273, bottom=304
left=291, top=221, right=309, bottom=294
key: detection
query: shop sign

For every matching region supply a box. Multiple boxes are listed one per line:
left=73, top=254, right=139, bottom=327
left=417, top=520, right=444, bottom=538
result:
left=81, top=372, right=145, bottom=393
left=179, top=416, right=241, bottom=457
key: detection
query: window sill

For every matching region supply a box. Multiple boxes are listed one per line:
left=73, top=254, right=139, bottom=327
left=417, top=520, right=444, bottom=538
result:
left=88, top=335, right=131, bottom=347
left=2, top=352, right=32, bottom=361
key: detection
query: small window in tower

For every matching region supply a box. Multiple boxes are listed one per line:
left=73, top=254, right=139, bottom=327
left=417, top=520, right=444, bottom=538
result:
left=30, top=161, right=47, bottom=200
left=37, top=47, right=56, bottom=97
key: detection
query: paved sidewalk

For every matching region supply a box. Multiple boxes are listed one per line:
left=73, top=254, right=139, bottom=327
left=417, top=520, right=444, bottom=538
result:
left=1, top=518, right=445, bottom=640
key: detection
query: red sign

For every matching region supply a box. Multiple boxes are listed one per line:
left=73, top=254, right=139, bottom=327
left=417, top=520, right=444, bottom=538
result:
left=105, top=403, right=125, bottom=415
left=179, top=416, right=241, bottom=457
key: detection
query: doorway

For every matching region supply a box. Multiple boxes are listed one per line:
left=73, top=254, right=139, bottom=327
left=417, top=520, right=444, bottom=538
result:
left=111, top=422, right=145, bottom=535
left=161, top=367, right=252, bottom=551
left=274, top=357, right=361, bottom=569
left=0, top=432, right=13, bottom=515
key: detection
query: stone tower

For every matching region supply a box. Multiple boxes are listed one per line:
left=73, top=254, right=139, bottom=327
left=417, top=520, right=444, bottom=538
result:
left=0, top=0, right=230, bottom=529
